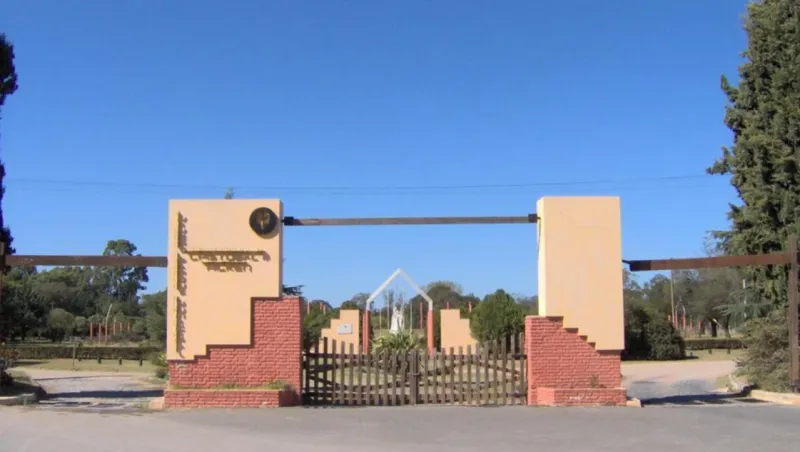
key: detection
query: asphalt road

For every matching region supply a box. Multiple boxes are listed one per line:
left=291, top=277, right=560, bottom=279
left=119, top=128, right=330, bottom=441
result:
left=2, top=404, right=799, bottom=452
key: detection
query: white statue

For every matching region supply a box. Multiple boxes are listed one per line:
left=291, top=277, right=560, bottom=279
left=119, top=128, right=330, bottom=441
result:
left=389, top=302, right=405, bottom=333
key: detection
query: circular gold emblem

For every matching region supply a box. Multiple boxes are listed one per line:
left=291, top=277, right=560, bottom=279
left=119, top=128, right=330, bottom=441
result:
left=249, top=207, right=279, bottom=236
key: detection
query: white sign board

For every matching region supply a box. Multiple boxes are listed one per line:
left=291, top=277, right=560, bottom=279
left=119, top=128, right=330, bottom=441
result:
left=337, top=323, right=353, bottom=335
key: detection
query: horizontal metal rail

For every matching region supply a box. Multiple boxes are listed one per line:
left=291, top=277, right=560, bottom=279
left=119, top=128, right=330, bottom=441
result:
left=0, top=214, right=537, bottom=268
left=624, top=253, right=794, bottom=272
left=283, top=214, right=537, bottom=226
left=5, top=255, right=168, bottom=268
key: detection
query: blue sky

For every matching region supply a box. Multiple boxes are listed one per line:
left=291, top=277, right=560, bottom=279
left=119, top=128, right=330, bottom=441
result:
left=1, top=1, right=748, bottom=304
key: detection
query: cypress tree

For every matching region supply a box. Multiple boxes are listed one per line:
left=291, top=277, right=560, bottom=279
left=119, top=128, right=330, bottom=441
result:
left=708, top=0, right=800, bottom=390
left=0, top=33, right=17, bottom=255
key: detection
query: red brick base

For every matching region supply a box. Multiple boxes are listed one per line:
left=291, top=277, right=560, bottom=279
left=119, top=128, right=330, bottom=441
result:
left=526, top=316, right=627, bottom=407
left=536, top=388, right=627, bottom=407
left=164, top=389, right=299, bottom=409
left=166, top=297, right=302, bottom=409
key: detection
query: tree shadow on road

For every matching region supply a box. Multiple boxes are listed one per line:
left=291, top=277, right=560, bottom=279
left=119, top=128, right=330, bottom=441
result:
left=642, top=390, right=764, bottom=406
left=45, top=389, right=164, bottom=399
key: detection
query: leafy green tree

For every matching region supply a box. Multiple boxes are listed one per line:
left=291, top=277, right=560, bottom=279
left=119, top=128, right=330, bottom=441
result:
left=47, top=308, right=74, bottom=341
left=1, top=267, right=45, bottom=340
left=514, top=294, right=538, bottom=315
left=0, top=33, right=18, bottom=256
left=469, top=289, right=525, bottom=344
left=706, top=0, right=800, bottom=389
left=302, top=307, right=335, bottom=350
left=141, top=290, right=166, bottom=345
left=92, top=240, right=149, bottom=316
left=73, top=316, right=88, bottom=336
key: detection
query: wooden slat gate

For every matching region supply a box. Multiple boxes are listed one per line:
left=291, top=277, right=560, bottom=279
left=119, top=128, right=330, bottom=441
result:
left=302, top=334, right=526, bottom=406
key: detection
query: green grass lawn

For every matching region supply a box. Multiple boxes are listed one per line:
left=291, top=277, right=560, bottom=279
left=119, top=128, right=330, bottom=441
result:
left=13, top=358, right=156, bottom=373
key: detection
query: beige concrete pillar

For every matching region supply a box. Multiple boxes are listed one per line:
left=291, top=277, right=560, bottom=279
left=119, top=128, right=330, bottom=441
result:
left=536, top=196, right=624, bottom=351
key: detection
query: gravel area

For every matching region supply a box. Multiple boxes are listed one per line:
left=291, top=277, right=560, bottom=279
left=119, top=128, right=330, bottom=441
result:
left=15, top=368, right=163, bottom=411
left=621, top=360, right=739, bottom=404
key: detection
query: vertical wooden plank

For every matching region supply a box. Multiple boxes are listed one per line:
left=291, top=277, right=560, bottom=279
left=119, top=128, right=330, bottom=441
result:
left=356, top=344, right=363, bottom=405
left=483, top=343, right=490, bottom=405
left=436, top=350, right=447, bottom=403
left=391, top=352, right=398, bottom=406
left=430, top=350, right=439, bottom=403
left=396, top=352, right=405, bottom=406
left=330, top=339, right=337, bottom=405
left=509, top=339, right=517, bottom=405
left=403, top=352, right=410, bottom=405
left=365, top=347, right=373, bottom=406
left=409, top=351, right=417, bottom=405
left=304, top=342, right=311, bottom=404
left=348, top=343, right=355, bottom=406
left=321, top=338, right=328, bottom=404
left=466, top=344, right=473, bottom=405
left=448, top=347, right=455, bottom=404
left=520, top=332, right=527, bottom=405
left=457, top=346, right=464, bottom=404
left=421, top=349, right=429, bottom=404
left=489, top=340, right=497, bottom=405
left=789, top=235, right=800, bottom=392
left=339, top=341, right=346, bottom=406
left=382, top=351, right=389, bottom=406
left=501, top=338, right=508, bottom=405
left=510, top=333, right=517, bottom=357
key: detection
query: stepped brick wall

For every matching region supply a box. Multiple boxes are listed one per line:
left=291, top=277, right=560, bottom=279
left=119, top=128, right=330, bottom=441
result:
left=164, top=297, right=302, bottom=409
left=525, top=316, right=626, bottom=407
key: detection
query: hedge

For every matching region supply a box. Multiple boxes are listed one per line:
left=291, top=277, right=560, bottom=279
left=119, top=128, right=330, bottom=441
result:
left=11, top=345, right=161, bottom=361
left=683, top=338, right=744, bottom=351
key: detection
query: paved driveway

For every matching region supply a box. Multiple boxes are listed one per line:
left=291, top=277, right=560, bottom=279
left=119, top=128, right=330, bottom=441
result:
left=2, top=404, right=799, bottom=452
left=622, top=360, right=737, bottom=402
left=12, top=359, right=740, bottom=410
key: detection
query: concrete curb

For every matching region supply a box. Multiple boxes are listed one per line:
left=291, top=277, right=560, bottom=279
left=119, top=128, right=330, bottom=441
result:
left=0, top=393, right=38, bottom=406
left=626, top=398, right=643, bottom=408
left=748, top=390, right=800, bottom=406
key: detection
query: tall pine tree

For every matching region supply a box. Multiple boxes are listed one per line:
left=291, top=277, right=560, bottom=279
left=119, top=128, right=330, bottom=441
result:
left=708, top=0, right=800, bottom=305
left=0, top=33, right=17, bottom=255
left=708, top=0, right=800, bottom=391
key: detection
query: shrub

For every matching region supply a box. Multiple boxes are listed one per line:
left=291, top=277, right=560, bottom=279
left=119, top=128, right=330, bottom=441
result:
left=0, top=345, right=20, bottom=366
left=469, top=290, right=525, bottom=344
left=623, top=305, right=685, bottom=360
left=151, top=352, right=169, bottom=379
left=372, top=330, right=422, bottom=354
left=736, top=309, right=789, bottom=392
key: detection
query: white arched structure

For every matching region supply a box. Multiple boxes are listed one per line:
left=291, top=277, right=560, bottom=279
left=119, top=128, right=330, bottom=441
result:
left=365, top=268, right=434, bottom=312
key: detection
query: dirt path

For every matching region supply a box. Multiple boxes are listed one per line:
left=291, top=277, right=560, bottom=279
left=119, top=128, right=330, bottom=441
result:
left=15, top=368, right=163, bottom=411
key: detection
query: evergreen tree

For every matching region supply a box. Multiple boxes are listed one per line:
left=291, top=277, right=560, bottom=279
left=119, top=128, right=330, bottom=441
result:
left=708, top=0, right=800, bottom=390
left=0, top=33, right=18, bottom=255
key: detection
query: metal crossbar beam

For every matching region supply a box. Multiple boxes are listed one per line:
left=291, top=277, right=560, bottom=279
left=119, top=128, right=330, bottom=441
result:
left=624, top=253, right=793, bottom=272
left=4, top=255, right=168, bottom=267
left=283, top=214, right=537, bottom=226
